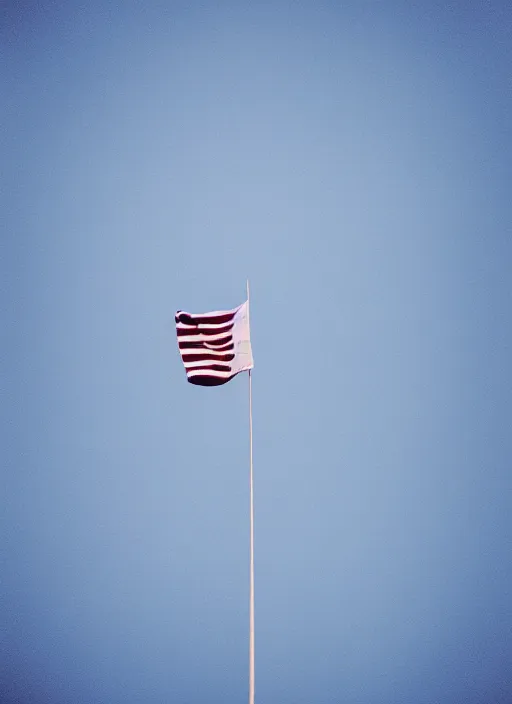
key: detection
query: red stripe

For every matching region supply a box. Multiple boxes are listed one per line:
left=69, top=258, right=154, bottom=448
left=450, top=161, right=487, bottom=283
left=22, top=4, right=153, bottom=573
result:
left=175, top=311, right=236, bottom=326
left=182, top=353, right=235, bottom=363
left=187, top=374, right=234, bottom=386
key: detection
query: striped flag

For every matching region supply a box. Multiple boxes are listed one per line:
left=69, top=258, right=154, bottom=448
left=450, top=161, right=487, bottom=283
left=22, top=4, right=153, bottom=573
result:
left=175, top=301, right=254, bottom=386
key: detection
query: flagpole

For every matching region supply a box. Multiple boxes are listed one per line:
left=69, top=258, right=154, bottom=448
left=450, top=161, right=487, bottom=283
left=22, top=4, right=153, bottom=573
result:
left=247, top=279, right=255, bottom=704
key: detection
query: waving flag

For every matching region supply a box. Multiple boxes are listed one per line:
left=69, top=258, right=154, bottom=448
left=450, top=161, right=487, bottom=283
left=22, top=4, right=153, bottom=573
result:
left=175, top=301, right=253, bottom=386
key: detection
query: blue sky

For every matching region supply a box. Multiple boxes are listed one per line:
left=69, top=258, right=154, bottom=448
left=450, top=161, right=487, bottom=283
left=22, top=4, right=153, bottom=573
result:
left=3, top=2, right=512, bottom=703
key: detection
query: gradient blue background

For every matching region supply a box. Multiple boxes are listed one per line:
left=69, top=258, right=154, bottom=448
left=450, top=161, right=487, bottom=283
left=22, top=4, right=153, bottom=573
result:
left=3, top=2, right=512, bottom=702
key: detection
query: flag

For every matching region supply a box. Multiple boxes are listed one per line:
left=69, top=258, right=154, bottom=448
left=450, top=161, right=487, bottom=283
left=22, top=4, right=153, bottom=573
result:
left=175, top=301, right=253, bottom=386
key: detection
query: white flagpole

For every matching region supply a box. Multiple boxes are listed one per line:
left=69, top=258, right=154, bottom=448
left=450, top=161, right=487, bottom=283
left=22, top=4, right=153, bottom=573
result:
left=247, top=279, right=255, bottom=704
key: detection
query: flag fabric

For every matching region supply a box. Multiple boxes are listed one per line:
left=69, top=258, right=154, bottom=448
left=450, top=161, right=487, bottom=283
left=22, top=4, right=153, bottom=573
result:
left=175, top=301, right=253, bottom=386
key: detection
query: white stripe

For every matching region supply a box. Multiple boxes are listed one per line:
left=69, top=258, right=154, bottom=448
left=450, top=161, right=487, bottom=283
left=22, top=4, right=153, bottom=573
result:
left=182, top=348, right=232, bottom=358
left=183, top=359, right=232, bottom=370
left=204, top=340, right=234, bottom=350
left=179, top=331, right=234, bottom=343
left=176, top=321, right=234, bottom=331
left=186, top=368, right=235, bottom=379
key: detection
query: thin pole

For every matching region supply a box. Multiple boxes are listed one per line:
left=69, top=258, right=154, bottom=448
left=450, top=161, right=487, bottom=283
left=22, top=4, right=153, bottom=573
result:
left=247, top=279, right=255, bottom=704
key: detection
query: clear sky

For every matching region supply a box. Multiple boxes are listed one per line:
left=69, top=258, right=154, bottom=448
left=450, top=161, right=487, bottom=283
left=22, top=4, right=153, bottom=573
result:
left=3, top=2, right=512, bottom=703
